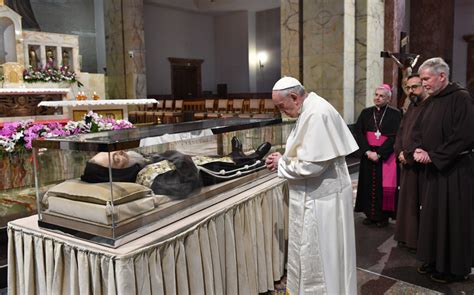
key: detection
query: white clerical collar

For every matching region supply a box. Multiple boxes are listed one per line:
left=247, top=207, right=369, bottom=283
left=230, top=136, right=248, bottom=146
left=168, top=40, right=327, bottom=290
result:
left=298, top=92, right=311, bottom=115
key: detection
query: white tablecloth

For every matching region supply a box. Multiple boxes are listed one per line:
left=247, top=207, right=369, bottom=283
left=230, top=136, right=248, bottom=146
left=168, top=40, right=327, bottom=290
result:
left=8, top=176, right=288, bottom=295
left=37, top=98, right=158, bottom=107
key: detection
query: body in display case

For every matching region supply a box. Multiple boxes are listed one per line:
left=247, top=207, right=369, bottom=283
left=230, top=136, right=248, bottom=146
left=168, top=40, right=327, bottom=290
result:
left=32, top=118, right=290, bottom=247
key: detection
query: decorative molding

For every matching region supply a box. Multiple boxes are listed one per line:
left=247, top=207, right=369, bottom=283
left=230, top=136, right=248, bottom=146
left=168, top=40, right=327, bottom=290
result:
left=463, top=34, right=474, bottom=42
left=167, top=57, right=204, bottom=66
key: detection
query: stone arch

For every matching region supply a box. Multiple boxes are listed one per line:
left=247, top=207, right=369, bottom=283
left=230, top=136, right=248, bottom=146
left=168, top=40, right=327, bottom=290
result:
left=0, top=16, right=17, bottom=63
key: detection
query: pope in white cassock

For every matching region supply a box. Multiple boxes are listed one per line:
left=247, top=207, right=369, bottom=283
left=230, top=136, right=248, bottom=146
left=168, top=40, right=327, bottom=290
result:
left=265, top=77, right=359, bottom=294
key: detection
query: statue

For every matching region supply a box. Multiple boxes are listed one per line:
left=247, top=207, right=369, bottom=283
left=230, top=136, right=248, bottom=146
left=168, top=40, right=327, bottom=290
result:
left=62, top=50, right=69, bottom=68
left=28, top=48, right=38, bottom=69
left=46, top=48, right=54, bottom=68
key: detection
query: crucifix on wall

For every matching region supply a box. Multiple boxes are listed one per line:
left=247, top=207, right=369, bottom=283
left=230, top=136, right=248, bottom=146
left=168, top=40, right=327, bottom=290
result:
left=381, top=32, right=421, bottom=110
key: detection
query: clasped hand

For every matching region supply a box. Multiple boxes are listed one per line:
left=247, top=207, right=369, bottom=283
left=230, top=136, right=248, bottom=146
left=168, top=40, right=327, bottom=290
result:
left=265, top=152, right=281, bottom=171
left=366, top=151, right=379, bottom=162
left=398, top=151, right=407, bottom=164
left=413, top=148, right=431, bottom=164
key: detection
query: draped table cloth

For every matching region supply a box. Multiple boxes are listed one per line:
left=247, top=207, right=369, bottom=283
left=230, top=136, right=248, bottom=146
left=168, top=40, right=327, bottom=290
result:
left=8, top=176, right=288, bottom=295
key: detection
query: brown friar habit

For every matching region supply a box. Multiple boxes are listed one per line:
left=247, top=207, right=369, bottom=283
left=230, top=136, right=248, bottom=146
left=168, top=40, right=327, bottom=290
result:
left=393, top=97, right=428, bottom=249
left=414, top=82, right=474, bottom=276
left=354, top=105, right=402, bottom=221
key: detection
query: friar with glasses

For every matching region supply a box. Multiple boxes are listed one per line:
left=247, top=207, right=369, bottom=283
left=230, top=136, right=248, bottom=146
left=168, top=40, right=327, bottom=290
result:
left=393, top=73, right=429, bottom=252
left=412, top=57, right=474, bottom=284
left=354, top=84, right=402, bottom=228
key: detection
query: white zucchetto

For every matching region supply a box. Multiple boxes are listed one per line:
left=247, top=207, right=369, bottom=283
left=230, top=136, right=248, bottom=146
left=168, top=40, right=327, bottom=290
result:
left=272, top=76, right=302, bottom=91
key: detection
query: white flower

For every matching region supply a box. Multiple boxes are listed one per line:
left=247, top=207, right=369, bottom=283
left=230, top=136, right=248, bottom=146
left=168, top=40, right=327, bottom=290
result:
left=13, top=131, right=23, bottom=141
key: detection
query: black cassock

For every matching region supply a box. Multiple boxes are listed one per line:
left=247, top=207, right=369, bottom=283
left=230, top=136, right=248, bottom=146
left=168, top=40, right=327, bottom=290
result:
left=354, top=105, right=401, bottom=222
left=414, top=83, right=474, bottom=276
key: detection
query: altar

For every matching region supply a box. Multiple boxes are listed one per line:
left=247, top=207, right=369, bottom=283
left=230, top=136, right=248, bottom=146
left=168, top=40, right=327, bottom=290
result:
left=8, top=175, right=288, bottom=294
left=0, top=87, right=70, bottom=123
left=38, top=98, right=159, bottom=121
left=0, top=3, right=119, bottom=124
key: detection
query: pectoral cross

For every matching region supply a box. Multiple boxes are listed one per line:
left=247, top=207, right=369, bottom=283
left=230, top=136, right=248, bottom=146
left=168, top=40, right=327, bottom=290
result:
left=375, top=130, right=381, bottom=140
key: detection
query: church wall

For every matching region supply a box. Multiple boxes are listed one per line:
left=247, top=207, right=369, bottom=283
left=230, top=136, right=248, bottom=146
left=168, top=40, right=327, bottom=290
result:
left=248, top=11, right=257, bottom=93
left=410, top=0, right=454, bottom=67
left=94, top=0, right=106, bottom=74
left=144, top=4, right=216, bottom=95
left=256, top=8, right=281, bottom=93
left=452, top=0, right=474, bottom=87
left=215, top=11, right=250, bottom=94
left=30, top=0, right=97, bottom=73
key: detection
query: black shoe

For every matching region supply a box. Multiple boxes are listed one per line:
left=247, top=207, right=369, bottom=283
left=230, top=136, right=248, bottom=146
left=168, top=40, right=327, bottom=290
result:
left=407, top=247, right=417, bottom=254
left=231, top=137, right=245, bottom=156
left=376, top=220, right=389, bottom=228
left=417, top=263, right=436, bottom=275
left=362, top=218, right=374, bottom=225
left=231, top=141, right=272, bottom=165
left=430, top=272, right=469, bottom=284
left=231, top=137, right=247, bottom=162
left=246, top=142, right=272, bottom=161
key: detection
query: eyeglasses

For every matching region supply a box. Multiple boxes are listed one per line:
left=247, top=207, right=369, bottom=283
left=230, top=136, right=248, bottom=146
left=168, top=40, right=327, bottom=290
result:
left=405, top=84, right=421, bottom=91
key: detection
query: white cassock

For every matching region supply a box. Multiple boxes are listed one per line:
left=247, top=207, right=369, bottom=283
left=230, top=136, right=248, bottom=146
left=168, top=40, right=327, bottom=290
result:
left=278, top=92, right=359, bottom=295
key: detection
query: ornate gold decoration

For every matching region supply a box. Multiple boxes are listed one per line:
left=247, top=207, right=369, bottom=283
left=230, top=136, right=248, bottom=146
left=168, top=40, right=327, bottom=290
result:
left=3, top=62, right=24, bottom=84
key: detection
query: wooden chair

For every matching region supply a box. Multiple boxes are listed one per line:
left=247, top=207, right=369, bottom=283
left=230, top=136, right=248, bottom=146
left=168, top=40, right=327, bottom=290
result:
left=221, top=99, right=244, bottom=118
left=194, top=99, right=215, bottom=120
left=238, top=98, right=261, bottom=118
left=253, top=99, right=277, bottom=118
left=207, top=99, right=229, bottom=118
left=152, top=99, right=164, bottom=123
left=163, top=100, right=183, bottom=123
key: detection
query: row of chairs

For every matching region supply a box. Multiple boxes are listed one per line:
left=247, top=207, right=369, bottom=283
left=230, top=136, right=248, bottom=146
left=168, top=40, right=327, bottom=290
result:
left=194, top=98, right=277, bottom=120
left=129, top=100, right=184, bottom=124
left=128, top=98, right=278, bottom=125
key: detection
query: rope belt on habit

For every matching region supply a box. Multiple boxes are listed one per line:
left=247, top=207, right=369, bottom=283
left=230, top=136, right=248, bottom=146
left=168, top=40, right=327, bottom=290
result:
left=459, top=149, right=474, bottom=156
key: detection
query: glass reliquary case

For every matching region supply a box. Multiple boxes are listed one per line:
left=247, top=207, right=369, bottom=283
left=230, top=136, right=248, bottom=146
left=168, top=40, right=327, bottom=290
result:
left=33, top=118, right=290, bottom=247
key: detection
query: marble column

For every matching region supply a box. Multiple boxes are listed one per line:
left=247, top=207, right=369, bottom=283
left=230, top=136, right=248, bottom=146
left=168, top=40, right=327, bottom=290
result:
left=104, top=0, right=146, bottom=99
left=281, top=0, right=358, bottom=122
left=355, top=0, right=385, bottom=117
left=280, top=0, right=300, bottom=80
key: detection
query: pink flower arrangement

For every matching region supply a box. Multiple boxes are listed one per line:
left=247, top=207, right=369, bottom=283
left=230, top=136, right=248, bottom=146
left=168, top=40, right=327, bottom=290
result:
left=23, top=65, right=83, bottom=87
left=0, top=111, right=134, bottom=154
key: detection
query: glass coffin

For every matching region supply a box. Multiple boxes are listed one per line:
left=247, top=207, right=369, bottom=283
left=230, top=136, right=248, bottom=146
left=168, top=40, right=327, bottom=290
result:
left=33, top=118, right=287, bottom=247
